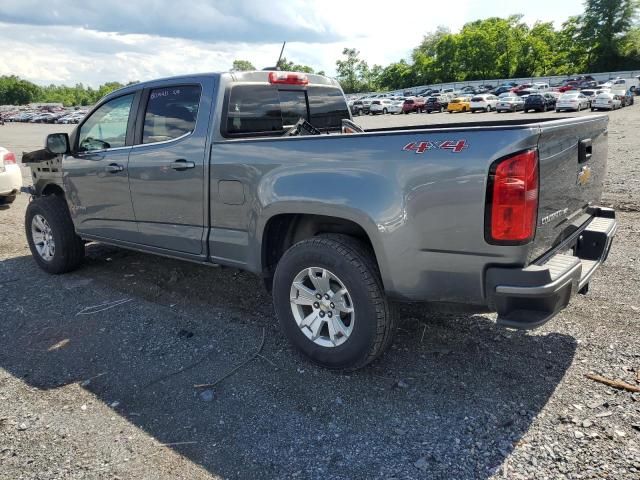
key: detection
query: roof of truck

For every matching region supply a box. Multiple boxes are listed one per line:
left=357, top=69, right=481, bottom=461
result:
left=103, top=70, right=339, bottom=102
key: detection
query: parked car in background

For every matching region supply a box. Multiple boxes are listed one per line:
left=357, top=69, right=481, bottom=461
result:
left=387, top=99, right=404, bottom=114
left=369, top=99, right=394, bottom=114
left=492, top=86, right=513, bottom=96
left=558, top=82, right=579, bottom=93
left=470, top=94, right=498, bottom=112
left=592, top=92, right=621, bottom=111
left=556, top=92, right=590, bottom=112
left=402, top=97, right=425, bottom=114
left=610, top=77, right=638, bottom=93
left=350, top=100, right=366, bottom=116
left=611, top=89, right=633, bottom=107
left=531, top=83, right=550, bottom=92
left=447, top=96, right=471, bottom=113
left=361, top=99, right=374, bottom=114
left=580, top=89, right=599, bottom=102
left=0, top=146, right=21, bottom=205
left=496, top=96, right=525, bottom=112
left=424, top=96, right=447, bottom=113
left=512, top=84, right=533, bottom=94
left=579, top=80, right=598, bottom=89
left=524, top=92, right=556, bottom=112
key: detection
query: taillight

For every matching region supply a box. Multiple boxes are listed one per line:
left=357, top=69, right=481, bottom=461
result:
left=2, top=151, right=16, bottom=164
left=268, top=71, right=309, bottom=85
left=485, top=149, right=539, bottom=245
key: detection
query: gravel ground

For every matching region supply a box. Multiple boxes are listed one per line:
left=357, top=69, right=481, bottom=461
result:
left=0, top=105, right=639, bottom=480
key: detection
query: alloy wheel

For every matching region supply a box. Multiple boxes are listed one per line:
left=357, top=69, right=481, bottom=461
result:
left=289, top=267, right=355, bottom=348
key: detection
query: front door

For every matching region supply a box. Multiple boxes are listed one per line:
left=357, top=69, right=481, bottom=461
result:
left=63, top=93, right=139, bottom=242
left=127, top=84, right=207, bottom=255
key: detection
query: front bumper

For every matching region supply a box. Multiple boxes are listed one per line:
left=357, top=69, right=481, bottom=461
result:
left=485, top=208, right=617, bottom=329
left=0, top=165, right=22, bottom=196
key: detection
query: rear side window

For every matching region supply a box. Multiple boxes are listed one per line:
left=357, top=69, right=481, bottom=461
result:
left=143, top=85, right=201, bottom=144
left=225, top=84, right=349, bottom=137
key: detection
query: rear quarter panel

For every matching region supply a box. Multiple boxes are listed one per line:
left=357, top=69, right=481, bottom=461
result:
left=210, top=126, right=540, bottom=304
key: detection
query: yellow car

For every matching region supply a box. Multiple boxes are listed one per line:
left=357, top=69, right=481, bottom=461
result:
left=447, top=97, right=471, bottom=113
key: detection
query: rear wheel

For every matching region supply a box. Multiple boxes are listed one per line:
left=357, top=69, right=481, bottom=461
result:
left=273, top=234, right=396, bottom=370
left=25, top=195, right=84, bottom=274
left=382, top=108, right=388, bottom=114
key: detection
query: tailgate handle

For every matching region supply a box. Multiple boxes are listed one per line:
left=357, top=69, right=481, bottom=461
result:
left=578, top=138, right=592, bottom=163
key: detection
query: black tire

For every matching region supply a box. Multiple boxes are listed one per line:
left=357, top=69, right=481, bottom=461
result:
left=382, top=108, right=388, bottom=115
left=25, top=195, right=84, bottom=274
left=0, top=195, right=16, bottom=205
left=273, top=234, right=396, bottom=370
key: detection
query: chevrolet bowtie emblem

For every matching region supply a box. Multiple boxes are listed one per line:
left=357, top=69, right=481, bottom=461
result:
left=578, top=165, right=592, bottom=186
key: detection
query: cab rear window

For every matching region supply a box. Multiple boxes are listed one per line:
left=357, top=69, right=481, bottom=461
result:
left=224, top=84, right=349, bottom=137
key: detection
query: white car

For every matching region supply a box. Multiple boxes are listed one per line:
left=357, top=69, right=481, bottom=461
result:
left=369, top=99, right=394, bottom=114
left=496, top=96, right=525, bottom=112
left=556, top=92, right=590, bottom=112
left=0, top=147, right=21, bottom=205
left=387, top=100, right=404, bottom=114
left=592, top=92, right=621, bottom=111
left=470, top=94, right=498, bottom=112
left=531, top=82, right=550, bottom=92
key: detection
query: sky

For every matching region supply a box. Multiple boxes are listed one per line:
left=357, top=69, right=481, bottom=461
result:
left=0, top=0, right=586, bottom=87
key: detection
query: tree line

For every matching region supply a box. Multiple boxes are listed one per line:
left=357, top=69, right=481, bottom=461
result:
left=335, top=0, right=640, bottom=92
left=0, top=75, right=138, bottom=106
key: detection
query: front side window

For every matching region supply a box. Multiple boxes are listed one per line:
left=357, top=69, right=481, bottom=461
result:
left=143, top=85, right=201, bottom=144
left=78, top=94, right=134, bottom=151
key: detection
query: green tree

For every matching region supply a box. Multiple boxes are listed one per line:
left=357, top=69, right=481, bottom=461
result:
left=0, top=75, right=41, bottom=105
left=232, top=59, right=256, bottom=71
left=276, top=57, right=315, bottom=73
left=579, top=0, right=639, bottom=71
left=335, top=48, right=363, bottom=93
left=377, top=60, right=414, bottom=90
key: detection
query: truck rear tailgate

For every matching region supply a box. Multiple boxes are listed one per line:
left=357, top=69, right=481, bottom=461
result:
left=530, top=115, right=609, bottom=262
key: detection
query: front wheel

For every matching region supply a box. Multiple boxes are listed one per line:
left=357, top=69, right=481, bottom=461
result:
left=273, top=234, right=396, bottom=370
left=382, top=108, right=388, bottom=115
left=25, top=195, right=84, bottom=274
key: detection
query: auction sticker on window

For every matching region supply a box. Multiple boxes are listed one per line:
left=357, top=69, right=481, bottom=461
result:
left=402, top=140, right=469, bottom=154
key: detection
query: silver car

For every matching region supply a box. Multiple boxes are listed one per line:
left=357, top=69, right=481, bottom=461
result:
left=556, top=92, right=590, bottom=112
left=496, top=96, right=525, bottom=112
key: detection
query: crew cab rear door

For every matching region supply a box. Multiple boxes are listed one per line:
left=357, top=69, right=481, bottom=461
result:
left=127, top=77, right=215, bottom=256
left=530, top=116, right=608, bottom=261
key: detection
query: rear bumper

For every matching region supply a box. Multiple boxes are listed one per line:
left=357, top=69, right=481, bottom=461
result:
left=485, top=208, right=617, bottom=329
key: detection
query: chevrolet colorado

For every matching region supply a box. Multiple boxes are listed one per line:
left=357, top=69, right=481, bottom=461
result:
left=22, top=70, right=617, bottom=369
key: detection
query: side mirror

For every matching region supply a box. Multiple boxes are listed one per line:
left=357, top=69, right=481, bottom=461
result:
left=45, top=133, right=70, bottom=155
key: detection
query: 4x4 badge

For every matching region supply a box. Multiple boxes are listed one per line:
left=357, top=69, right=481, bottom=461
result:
left=402, top=140, right=468, bottom=154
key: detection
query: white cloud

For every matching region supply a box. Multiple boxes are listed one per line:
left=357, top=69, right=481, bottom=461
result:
left=0, top=0, right=584, bottom=87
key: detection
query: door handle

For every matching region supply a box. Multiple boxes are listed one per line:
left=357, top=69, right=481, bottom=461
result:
left=105, top=163, right=124, bottom=173
left=170, top=159, right=196, bottom=171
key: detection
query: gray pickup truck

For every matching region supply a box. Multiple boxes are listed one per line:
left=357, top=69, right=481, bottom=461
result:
left=22, top=70, right=617, bottom=370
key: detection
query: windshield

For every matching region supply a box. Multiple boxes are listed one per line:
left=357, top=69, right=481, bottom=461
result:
left=501, top=97, right=517, bottom=101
